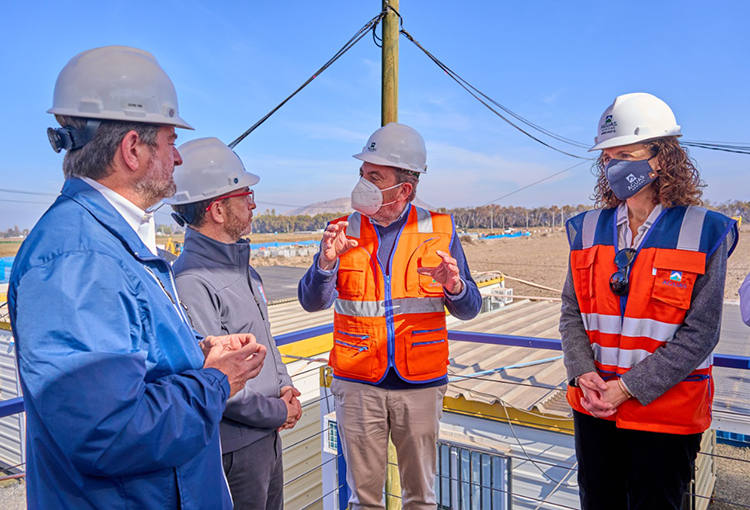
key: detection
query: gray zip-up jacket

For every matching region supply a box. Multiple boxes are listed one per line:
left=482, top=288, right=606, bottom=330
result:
left=173, top=227, right=293, bottom=453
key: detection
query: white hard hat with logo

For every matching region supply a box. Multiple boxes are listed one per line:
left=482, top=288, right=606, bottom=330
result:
left=590, top=92, right=681, bottom=151
left=49, top=45, right=192, bottom=129
left=353, top=122, right=427, bottom=173
left=164, top=137, right=259, bottom=206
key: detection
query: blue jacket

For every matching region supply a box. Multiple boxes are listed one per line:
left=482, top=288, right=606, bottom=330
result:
left=9, top=178, right=232, bottom=509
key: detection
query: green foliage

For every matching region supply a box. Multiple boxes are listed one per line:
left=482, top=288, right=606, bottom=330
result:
left=252, top=212, right=343, bottom=233
left=241, top=200, right=750, bottom=234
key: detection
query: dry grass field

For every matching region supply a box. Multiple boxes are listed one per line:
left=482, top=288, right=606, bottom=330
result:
left=463, top=226, right=750, bottom=302
left=6, top=225, right=749, bottom=301
left=233, top=225, right=749, bottom=301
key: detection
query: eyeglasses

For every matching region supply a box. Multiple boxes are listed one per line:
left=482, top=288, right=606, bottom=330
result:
left=609, top=248, right=636, bottom=296
left=205, top=189, right=254, bottom=211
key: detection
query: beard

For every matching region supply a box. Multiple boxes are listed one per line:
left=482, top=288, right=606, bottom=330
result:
left=134, top=150, right=176, bottom=208
left=223, top=204, right=252, bottom=241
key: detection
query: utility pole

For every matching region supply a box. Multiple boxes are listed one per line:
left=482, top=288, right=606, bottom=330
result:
left=490, top=207, right=493, bottom=232
left=381, top=0, right=399, bottom=125
left=382, top=6, right=400, bottom=505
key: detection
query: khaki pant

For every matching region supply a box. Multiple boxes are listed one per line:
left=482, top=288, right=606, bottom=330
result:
left=331, top=378, right=447, bottom=510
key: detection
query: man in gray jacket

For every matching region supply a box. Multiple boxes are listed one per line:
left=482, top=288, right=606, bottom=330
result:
left=166, top=137, right=301, bottom=510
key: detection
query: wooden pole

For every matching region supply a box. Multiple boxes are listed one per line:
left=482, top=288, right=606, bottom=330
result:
left=381, top=0, right=399, bottom=125
left=383, top=4, right=402, bottom=507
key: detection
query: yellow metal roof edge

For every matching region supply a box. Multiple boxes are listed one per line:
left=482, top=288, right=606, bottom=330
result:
left=443, top=395, right=574, bottom=435
left=278, top=333, right=332, bottom=363
left=476, top=276, right=504, bottom=288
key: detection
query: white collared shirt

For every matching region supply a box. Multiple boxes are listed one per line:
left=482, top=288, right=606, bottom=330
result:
left=82, top=177, right=157, bottom=256
left=616, top=202, right=663, bottom=250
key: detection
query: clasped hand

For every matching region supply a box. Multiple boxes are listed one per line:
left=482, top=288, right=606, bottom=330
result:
left=578, top=372, right=630, bottom=418
left=279, top=386, right=303, bottom=431
left=201, top=334, right=267, bottom=397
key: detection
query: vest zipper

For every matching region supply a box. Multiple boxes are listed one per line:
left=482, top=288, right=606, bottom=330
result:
left=412, top=327, right=446, bottom=335
left=412, top=339, right=446, bottom=347
left=335, top=339, right=370, bottom=354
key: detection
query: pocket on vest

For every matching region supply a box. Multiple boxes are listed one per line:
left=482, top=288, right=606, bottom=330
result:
left=650, top=251, right=704, bottom=310
left=337, top=250, right=369, bottom=299
left=572, top=246, right=598, bottom=301
left=405, top=327, right=448, bottom=376
left=331, top=330, right=376, bottom=378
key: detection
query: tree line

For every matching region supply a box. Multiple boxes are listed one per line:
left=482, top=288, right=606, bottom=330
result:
left=153, top=201, right=749, bottom=235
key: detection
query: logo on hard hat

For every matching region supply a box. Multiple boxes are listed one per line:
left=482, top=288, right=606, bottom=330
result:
left=601, top=115, right=617, bottom=135
left=367, top=142, right=377, bottom=152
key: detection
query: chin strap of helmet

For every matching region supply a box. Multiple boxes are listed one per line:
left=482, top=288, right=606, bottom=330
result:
left=47, top=120, right=101, bottom=153
left=170, top=204, right=197, bottom=227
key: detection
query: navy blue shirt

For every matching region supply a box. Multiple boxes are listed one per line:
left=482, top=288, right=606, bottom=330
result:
left=298, top=204, right=482, bottom=389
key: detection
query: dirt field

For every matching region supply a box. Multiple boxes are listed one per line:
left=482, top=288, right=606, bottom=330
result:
left=6, top=226, right=749, bottom=300
left=462, top=227, right=750, bottom=301
left=253, top=226, right=749, bottom=301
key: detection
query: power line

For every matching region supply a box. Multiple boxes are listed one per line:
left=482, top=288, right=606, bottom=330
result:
left=399, top=28, right=593, bottom=159
left=480, top=160, right=590, bottom=206
left=682, top=141, right=750, bottom=155
left=0, top=188, right=58, bottom=197
left=0, top=198, right=54, bottom=205
left=228, top=9, right=388, bottom=149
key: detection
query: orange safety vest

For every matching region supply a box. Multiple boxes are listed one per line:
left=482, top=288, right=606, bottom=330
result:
left=566, top=206, right=737, bottom=434
left=329, top=205, right=454, bottom=384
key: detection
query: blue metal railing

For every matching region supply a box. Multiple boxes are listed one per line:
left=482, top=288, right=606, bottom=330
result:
left=2, top=325, right=749, bottom=419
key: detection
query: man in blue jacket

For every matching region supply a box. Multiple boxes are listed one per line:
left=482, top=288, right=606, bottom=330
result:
left=9, top=46, right=266, bottom=509
left=167, top=138, right=302, bottom=510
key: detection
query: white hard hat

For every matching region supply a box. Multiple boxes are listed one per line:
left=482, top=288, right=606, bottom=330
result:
left=48, top=46, right=193, bottom=129
left=590, top=93, right=681, bottom=151
left=353, top=122, right=427, bottom=173
left=163, top=137, right=259, bottom=206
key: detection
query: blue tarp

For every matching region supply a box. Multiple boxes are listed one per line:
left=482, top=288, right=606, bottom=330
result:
left=483, top=232, right=532, bottom=240
left=0, top=256, right=14, bottom=284
left=248, top=240, right=318, bottom=250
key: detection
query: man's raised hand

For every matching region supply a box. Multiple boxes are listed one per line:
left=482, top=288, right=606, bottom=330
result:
left=416, top=250, right=463, bottom=295
left=318, top=222, right=358, bottom=271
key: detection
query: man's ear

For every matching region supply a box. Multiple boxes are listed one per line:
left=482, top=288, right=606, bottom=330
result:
left=400, top=181, right=413, bottom=200
left=207, top=201, right=226, bottom=225
left=118, top=130, right=145, bottom=172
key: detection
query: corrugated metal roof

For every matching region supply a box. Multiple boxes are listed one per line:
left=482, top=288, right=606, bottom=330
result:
left=447, top=300, right=570, bottom=417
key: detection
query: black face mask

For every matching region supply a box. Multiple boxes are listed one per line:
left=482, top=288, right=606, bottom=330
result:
left=605, top=157, right=657, bottom=200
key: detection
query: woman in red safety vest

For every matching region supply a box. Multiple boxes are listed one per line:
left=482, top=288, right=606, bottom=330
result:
left=560, top=93, right=738, bottom=510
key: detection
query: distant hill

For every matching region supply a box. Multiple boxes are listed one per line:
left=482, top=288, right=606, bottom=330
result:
left=283, top=197, right=437, bottom=216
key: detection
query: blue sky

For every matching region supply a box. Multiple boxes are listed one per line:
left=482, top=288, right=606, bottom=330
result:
left=1, top=1, right=749, bottom=229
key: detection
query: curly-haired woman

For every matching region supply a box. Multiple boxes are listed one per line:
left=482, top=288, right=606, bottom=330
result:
left=559, top=93, right=739, bottom=509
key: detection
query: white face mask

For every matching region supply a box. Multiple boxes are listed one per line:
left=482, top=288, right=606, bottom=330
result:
left=350, top=177, right=402, bottom=216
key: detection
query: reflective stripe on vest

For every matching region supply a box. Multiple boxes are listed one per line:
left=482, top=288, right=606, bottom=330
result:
left=335, top=297, right=445, bottom=317
left=347, top=212, right=362, bottom=238
left=581, top=313, right=681, bottom=344
left=416, top=206, right=433, bottom=233
left=677, top=207, right=706, bottom=251
left=592, top=344, right=712, bottom=372
left=581, top=209, right=603, bottom=249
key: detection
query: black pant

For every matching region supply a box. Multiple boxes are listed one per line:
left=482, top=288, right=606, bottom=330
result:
left=573, top=410, right=702, bottom=510
left=222, top=431, right=284, bottom=510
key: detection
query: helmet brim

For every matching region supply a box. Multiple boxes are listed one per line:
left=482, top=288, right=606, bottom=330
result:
left=589, top=132, right=682, bottom=152
left=352, top=152, right=427, bottom=174
left=47, top=107, right=194, bottom=130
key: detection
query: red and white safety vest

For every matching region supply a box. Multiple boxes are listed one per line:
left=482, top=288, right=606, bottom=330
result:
left=566, top=206, right=737, bottom=434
